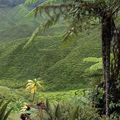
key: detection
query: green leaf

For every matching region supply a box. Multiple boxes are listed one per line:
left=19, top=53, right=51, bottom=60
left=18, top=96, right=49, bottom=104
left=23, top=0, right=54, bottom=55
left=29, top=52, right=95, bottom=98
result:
left=55, top=104, right=61, bottom=119
left=83, top=57, right=102, bottom=63
left=0, top=99, right=4, bottom=107
left=3, top=108, right=13, bottom=120
left=0, top=100, right=11, bottom=120
left=71, top=106, right=79, bottom=120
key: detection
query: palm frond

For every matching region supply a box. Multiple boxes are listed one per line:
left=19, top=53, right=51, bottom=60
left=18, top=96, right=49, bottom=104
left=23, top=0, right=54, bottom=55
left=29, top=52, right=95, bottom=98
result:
left=25, top=0, right=71, bottom=5
left=25, top=0, right=39, bottom=5
left=83, top=57, right=102, bottom=63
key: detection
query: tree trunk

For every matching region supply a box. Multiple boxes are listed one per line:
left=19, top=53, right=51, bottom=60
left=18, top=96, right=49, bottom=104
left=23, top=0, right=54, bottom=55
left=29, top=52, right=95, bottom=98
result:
left=101, top=14, right=112, bottom=117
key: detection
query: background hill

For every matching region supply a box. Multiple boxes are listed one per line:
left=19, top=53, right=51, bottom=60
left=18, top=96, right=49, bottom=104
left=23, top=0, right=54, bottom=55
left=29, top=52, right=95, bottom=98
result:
left=0, top=5, right=39, bottom=40
left=0, top=0, right=24, bottom=7
left=0, top=0, right=45, bottom=7
left=0, top=3, right=101, bottom=91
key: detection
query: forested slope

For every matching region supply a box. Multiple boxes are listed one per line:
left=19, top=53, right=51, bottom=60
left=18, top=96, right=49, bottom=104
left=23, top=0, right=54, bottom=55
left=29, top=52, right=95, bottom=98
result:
left=0, top=4, right=101, bottom=90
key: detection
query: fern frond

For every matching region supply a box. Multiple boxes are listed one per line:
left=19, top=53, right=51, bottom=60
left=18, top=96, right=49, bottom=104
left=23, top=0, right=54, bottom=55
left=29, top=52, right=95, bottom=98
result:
left=83, top=57, right=102, bottom=63
left=83, top=57, right=102, bottom=73
left=25, top=0, right=72, bottom=5
left=25, top=0, right=39, bottom=5
left=23, top=25, right=41, bottom=48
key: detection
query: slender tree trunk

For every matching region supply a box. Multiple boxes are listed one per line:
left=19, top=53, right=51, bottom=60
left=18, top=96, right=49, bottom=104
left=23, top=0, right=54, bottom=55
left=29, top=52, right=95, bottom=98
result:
left=101, top=14, right=112, bottom=117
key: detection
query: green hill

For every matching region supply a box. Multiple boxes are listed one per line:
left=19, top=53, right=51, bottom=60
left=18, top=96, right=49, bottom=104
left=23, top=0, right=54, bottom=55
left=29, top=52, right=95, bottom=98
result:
left=0, top=28, right=101, bottom=91
left=0, top=5, right=38, bottom=40
left=0, top=5, right=67, bottom=42
left=0, top=5, right=102, bottom=91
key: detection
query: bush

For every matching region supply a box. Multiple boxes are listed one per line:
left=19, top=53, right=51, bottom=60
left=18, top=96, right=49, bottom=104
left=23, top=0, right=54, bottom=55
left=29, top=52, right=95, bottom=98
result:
left=20, top=99, right=101, bottom=120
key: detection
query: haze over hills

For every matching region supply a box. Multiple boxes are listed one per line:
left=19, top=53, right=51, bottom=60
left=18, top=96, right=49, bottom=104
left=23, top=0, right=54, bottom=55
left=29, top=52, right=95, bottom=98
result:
left=0, top=0, right=49, bottom=40
left=0, top=4, right=39, bottom=40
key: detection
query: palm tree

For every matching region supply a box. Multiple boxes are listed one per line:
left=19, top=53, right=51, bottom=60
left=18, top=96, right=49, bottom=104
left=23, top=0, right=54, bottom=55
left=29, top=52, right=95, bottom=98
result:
left=26, top=78, right=44, bottom=102
left=25, top=0, right=120, bottom=118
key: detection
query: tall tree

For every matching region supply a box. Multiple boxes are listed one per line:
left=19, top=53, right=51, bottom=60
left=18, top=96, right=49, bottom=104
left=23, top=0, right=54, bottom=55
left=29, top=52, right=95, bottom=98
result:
left=25, top=0, right=120, bottom=118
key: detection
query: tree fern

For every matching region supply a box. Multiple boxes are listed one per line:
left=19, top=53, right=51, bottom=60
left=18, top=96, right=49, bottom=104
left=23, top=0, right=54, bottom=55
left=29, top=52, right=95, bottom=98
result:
left=24, top=0, right=105, bottom=46
left=24, top=0, right=120, bottom=117
left=24, top=0, right=120, bottom=43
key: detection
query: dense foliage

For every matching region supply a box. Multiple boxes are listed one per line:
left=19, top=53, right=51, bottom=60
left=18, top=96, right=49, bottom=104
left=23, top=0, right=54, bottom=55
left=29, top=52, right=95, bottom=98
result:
left=0, top=0, right=120, bottom=119
left=24, top=0, right=120, bottom=118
